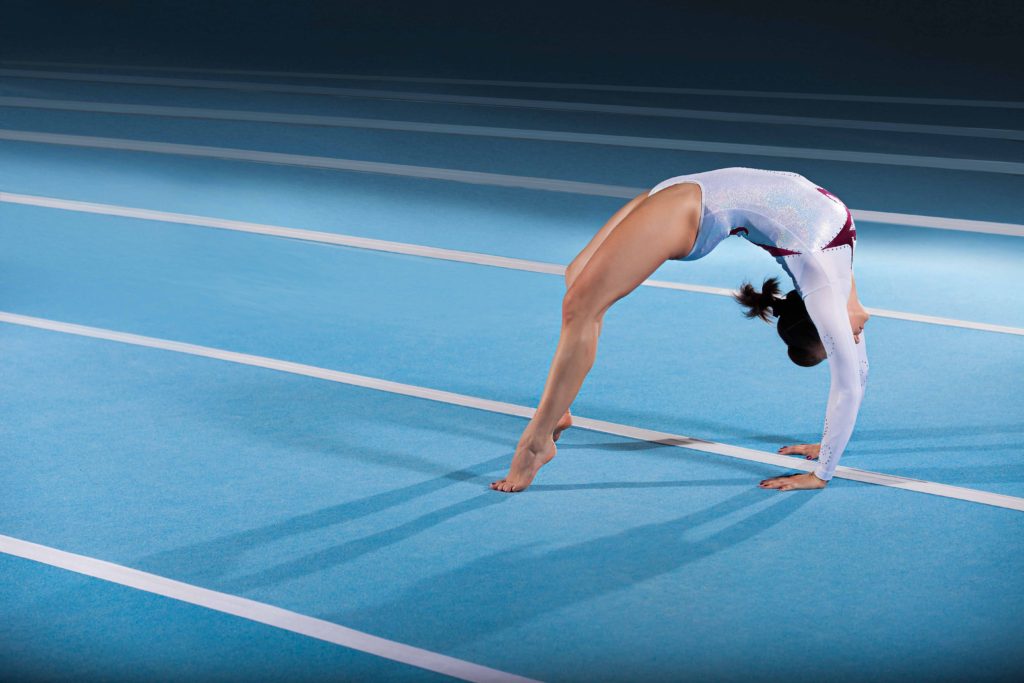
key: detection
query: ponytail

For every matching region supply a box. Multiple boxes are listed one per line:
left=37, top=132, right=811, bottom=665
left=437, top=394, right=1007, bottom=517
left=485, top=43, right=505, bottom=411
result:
left=734, top=277, right=783, bottom=322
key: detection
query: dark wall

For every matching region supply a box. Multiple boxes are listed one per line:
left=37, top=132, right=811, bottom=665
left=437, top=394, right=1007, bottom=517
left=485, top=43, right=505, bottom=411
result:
left=1, top=0, right=1021, bottom=97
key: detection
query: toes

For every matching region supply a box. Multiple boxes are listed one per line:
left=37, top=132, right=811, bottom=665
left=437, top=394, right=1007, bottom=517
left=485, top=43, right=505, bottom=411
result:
left=490, top=479, right=522, bottom=493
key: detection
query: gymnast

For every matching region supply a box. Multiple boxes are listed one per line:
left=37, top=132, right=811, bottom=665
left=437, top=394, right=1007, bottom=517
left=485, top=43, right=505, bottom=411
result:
left=491, top=167, right=870, bottom=493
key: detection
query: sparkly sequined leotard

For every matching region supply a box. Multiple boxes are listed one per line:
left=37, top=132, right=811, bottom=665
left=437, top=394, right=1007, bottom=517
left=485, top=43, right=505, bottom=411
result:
left=650, top=167, right=867, bottom=481
left=649, top=167, right=855, bottom=260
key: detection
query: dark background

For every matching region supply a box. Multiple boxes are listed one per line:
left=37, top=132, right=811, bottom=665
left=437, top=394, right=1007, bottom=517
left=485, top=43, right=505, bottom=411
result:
left=1, top=0, right=1022, bottom=97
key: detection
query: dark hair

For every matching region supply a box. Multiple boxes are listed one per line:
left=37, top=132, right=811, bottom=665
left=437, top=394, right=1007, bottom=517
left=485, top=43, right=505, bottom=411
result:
left=734, top=277, right=825, bottom=367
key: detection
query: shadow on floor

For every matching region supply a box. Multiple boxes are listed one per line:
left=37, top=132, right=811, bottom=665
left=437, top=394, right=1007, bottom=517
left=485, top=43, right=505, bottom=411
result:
left=325, top=488, right=812, bottom=650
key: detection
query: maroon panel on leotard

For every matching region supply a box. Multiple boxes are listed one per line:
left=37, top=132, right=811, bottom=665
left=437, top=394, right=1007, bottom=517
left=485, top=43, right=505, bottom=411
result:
left=756, top=243, right=802, bottom=257
left=817, top=187, right=856, bottom=250
left=822, top=213, right=856, bottom=250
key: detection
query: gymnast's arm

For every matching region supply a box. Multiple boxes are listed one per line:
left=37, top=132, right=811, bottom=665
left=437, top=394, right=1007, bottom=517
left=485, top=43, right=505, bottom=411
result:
left=803, top=281, right=868, bottom=482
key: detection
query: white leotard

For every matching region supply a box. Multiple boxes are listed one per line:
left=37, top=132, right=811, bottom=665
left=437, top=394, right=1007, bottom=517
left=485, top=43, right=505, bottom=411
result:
left=650, top=167, right=851, bottom=259
left=650, top=167, right=867, bottom=481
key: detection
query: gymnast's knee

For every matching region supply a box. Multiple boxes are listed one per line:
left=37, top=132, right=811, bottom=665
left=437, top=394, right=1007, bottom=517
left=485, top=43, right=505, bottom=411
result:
left=561, top=285, right=600, bottom=327
left=564, top=261, right=583, bottom=289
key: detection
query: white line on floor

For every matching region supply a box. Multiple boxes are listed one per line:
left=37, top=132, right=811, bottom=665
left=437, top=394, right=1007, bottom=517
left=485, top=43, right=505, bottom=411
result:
left=4, top=128, right=1024, bottom=222
left=2, top=94, right=1020, bottom=140
left=4, top=60, right=1023, bottom=109
left=0, top=129, right=639, bottom=197
left=2, top=310, right=1022, bottom=512
left=3, top=192, right=1022, bottom=335
left=0, top=534, right=539, bottom=683
left=848, top=210, right=1024, bottom=237
left=3, top=69, right=1024, bottom=167
left=2, top=111, right=1015, bottom=176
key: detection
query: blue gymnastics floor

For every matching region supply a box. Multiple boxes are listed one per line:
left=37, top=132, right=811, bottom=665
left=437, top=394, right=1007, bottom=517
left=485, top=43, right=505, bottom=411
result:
left=2, top=64, right=1023, bottom=681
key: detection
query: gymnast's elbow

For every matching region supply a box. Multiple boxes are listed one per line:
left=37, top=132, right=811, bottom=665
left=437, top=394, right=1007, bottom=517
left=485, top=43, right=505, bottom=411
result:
left=833, top=382, right=864, bottom=412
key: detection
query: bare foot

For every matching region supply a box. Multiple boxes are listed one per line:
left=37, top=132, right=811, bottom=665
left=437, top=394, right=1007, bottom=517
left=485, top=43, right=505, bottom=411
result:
left=777, top=443, right=821, bottom=460
left=553, top=410, right=573, bottom=442
left=759, top=472, right=827, bottom=491
left=490, top=439, right=557, bottom=493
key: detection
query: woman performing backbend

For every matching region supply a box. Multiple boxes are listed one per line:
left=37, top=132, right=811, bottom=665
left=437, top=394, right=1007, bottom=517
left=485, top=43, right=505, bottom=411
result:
left=491, top=167, right=871, bottom=493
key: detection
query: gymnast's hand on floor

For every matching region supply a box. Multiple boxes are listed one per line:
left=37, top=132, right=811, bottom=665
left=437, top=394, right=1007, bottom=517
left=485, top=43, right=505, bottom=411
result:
left=778, top=443, right=821, bottom=460
left=759, top=472, right=828, bottom=491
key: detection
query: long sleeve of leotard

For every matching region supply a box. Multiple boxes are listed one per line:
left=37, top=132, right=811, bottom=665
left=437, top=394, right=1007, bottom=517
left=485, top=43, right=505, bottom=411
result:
left=800, top=281, right=867, bottom=481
